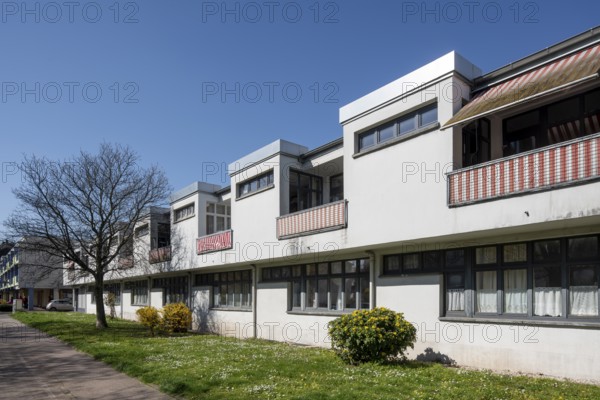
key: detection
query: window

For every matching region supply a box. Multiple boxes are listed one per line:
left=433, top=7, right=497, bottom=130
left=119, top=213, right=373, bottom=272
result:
left=103, top=283, right=121, bottom=306
left=174, top=203, right=195, bottom=223
left=262, top=259, right=370, bottom=312
left=196, top=270, right=252, bottom=309
left=329, top=174, right=344, bottom=202
left=462, top=118, right=491, bottom=167
left=206, top=202, right=231, bottom=235
left=126, top=280, right=148, bottom=306
left=503, top=88, right=600, bottom=157
left=288, top=170, right=323, bottom=213
left=153, top=276, right=188, bottom=305
left=357, top=103, right=438, bottom=151
left=238, top=170, right=274, bottom=198
left=153, top=222, right=170, bottom=248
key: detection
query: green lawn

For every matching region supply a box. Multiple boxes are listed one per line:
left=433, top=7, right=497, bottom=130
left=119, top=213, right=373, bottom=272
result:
left=12, top=312, right=599, bottom=399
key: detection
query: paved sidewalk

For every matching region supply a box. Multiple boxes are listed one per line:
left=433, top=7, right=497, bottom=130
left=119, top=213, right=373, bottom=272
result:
left=0, top=313, right=173, bottom=399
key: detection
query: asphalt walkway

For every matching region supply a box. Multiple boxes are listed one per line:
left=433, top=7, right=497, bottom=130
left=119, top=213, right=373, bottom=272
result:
left=0, top=312, right=173, bottom=399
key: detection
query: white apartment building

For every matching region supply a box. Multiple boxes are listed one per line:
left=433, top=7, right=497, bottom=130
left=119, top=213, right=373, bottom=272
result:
left=69, top=27, right=600, bottom=381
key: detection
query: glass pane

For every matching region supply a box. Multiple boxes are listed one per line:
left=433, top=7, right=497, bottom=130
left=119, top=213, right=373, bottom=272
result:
left=306, top=264, right=316, bottom=276
left=330, top=278, right=342, bottom=310
left=420, top=105, right=438, bottom=126
left=306, top=279, right=316, bottom=308
left=568, top=236, right=598, bottom=260
left=384, top=255, right=401, bottom=274
left=476, top=247, right=497, bottom=265
left=445, top=250, right=465, bottom=268
left=292, top=281, right=301, bottom=308
left=506, top=110, right=540, bottom=132
left=379, top=122, right=396, bottom=143
left=423, top=251, right=442, bottom=270
left=227, top=284, right=234, bottom=306
left=504, top=243, right=527, bottom=263
left=234, top=283, right=241, bottom=307
left=318, top=279, right=328, bottom=308
left=272, top=268, right=281, bottom=280
left=241, top=283, right=250, bottom=307
left=206, top=216, right=215, bottom=235
left=403, top=254, right=420, bottom=271
left=504, top=269, right=527, bottom=314
left=446, top=273, right=464, bottom=311
left=399, top=116, right=416, bottom=134
left=534, top=266, right=562, bottom=317
left=359, top=259, right=370, bottom=273
left=219, top=284, right=227, bottom=306
left=344, top=278, right=357, bottom=310
left=216, top=204, right=226, bottom=215
left=292, top=266, right=302, bottom=277
left=207, top=203, right=215, bottom=213
left=360, top=277, right=370, bottom=309
left=331, top=262, right=342, bottom=275
left=569, top=265, right=598, bottom=316
left=534, top=240, right=561, bottom=263
left=318, top=263, right=328, bottom=275
left=281, top=267, right=291, bottom=279
left=359, top=131, right=376, bottom=149
left=476, top=271, right=497, bottom=313
left=345, top=260, right=357, bottom=274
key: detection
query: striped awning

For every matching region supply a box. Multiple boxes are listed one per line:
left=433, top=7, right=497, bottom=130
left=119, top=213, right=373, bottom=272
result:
left=443, top=44, right=600, bottom=129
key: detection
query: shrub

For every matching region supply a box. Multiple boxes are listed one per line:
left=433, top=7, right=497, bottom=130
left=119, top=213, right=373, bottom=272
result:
left=136, top=306, right=161, bottom=336
left=328, top=307, right=417, bottom=365
left=161, top=302, right=192, bottom=333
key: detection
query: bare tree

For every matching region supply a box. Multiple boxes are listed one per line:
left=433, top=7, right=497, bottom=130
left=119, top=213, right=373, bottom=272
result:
left=4, top=143, right=170, bottom=329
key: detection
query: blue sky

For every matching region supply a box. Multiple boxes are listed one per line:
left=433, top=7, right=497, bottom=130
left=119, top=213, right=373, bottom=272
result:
left=1, top=0, right=599, bottom=227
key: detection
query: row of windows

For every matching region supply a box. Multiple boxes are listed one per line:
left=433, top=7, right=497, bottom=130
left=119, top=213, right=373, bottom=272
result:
left=174, top=203, right=195, bottom=222
left=382, top=235, right=600, bottom=320
left=125, top=280, right=148, bottom=306
left=153, top=276, right=188, bottom=305
left=263, top=259, right=370, bottom=312
left=358, top=103, right=438, bottom=151
left=238, top=170, right=274, bottom=198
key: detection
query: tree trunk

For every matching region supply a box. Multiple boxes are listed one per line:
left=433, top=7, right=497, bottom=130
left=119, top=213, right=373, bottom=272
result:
left=94, top=282, right=108, bottom=329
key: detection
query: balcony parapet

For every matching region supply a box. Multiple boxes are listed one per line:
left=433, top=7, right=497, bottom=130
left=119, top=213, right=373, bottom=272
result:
left=197, top=230, right=233, bottom=255
left=448, top=133, right=600, bottom=207
left=276, top=200, right=348, bottom=240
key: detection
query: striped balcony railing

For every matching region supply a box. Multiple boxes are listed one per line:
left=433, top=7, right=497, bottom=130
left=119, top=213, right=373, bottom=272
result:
left=276, top=200, right=348, bottom=240
left=197, top=229, right=233, bottom=255
left=448, top=133, right=600, bottom=207
left=149, top=246, right=171, bottom=264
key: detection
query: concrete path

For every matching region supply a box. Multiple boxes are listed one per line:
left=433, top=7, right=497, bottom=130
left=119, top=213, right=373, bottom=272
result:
left=0, top=312, right=173, bottom=399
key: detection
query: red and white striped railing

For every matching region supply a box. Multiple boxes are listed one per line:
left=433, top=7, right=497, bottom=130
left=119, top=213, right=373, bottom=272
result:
left=276, top=200, right=347, bottom=239
left=149, top=246, right=171, bottom=264
left=196, top=229, right=233, bottom=255
left=448, top=133, right=600, bottom=206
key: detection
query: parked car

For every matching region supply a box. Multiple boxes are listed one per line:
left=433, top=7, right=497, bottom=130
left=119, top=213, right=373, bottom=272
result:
left=46, top=299, right=74, bottom=311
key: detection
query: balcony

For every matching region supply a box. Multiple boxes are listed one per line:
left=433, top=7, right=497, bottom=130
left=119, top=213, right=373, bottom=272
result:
left=448, top=133, right=600, bottom=207
left=197, top=230, right=233, bottom=255
left=276, top=200, right=348, bottom=239
left=149, top=246, right=171, bottom=264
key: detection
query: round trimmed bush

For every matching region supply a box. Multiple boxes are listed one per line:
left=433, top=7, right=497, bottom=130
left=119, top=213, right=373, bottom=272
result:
left=161, top=302, right=192, bottom=333
left=136, top=306, right=161, bottom=336
left=328, top=307, right=417, bottom=364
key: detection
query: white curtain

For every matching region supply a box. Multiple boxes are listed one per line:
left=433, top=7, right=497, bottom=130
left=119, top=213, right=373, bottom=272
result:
left=447, top=289, right=464, bottom=311
left=534, top=287, right=562, bottom=317
left=476, top=271, right=497, bottom=313
left=504, top=269, right=527, bottom=314
left=570, top=286, right=598, bottom=316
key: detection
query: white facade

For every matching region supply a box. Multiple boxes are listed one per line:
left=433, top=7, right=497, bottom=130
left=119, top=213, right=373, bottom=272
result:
left=71, top=29, right=600, bottom=381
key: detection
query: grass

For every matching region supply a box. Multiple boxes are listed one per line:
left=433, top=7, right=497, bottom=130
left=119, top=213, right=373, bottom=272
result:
left=12, top=311, right=600, bottom=399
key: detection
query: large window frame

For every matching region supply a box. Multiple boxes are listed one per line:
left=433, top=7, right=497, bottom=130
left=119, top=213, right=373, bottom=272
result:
left=357, top=103, right=438, bottom=152
left=288, top=169, right=323, bottom=213
left=502, top=87, right=600, bottom=157
left=196, top=270, right=252, bottom=310
left=153, top=276, right=188, bottom=305
left=206, top=202, right=231, bottom=235
left=262, top=258, right=370, bottom=313
left=126, top=280, right=148, bottom=306
left=103, top=283, right=121, bottom=306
